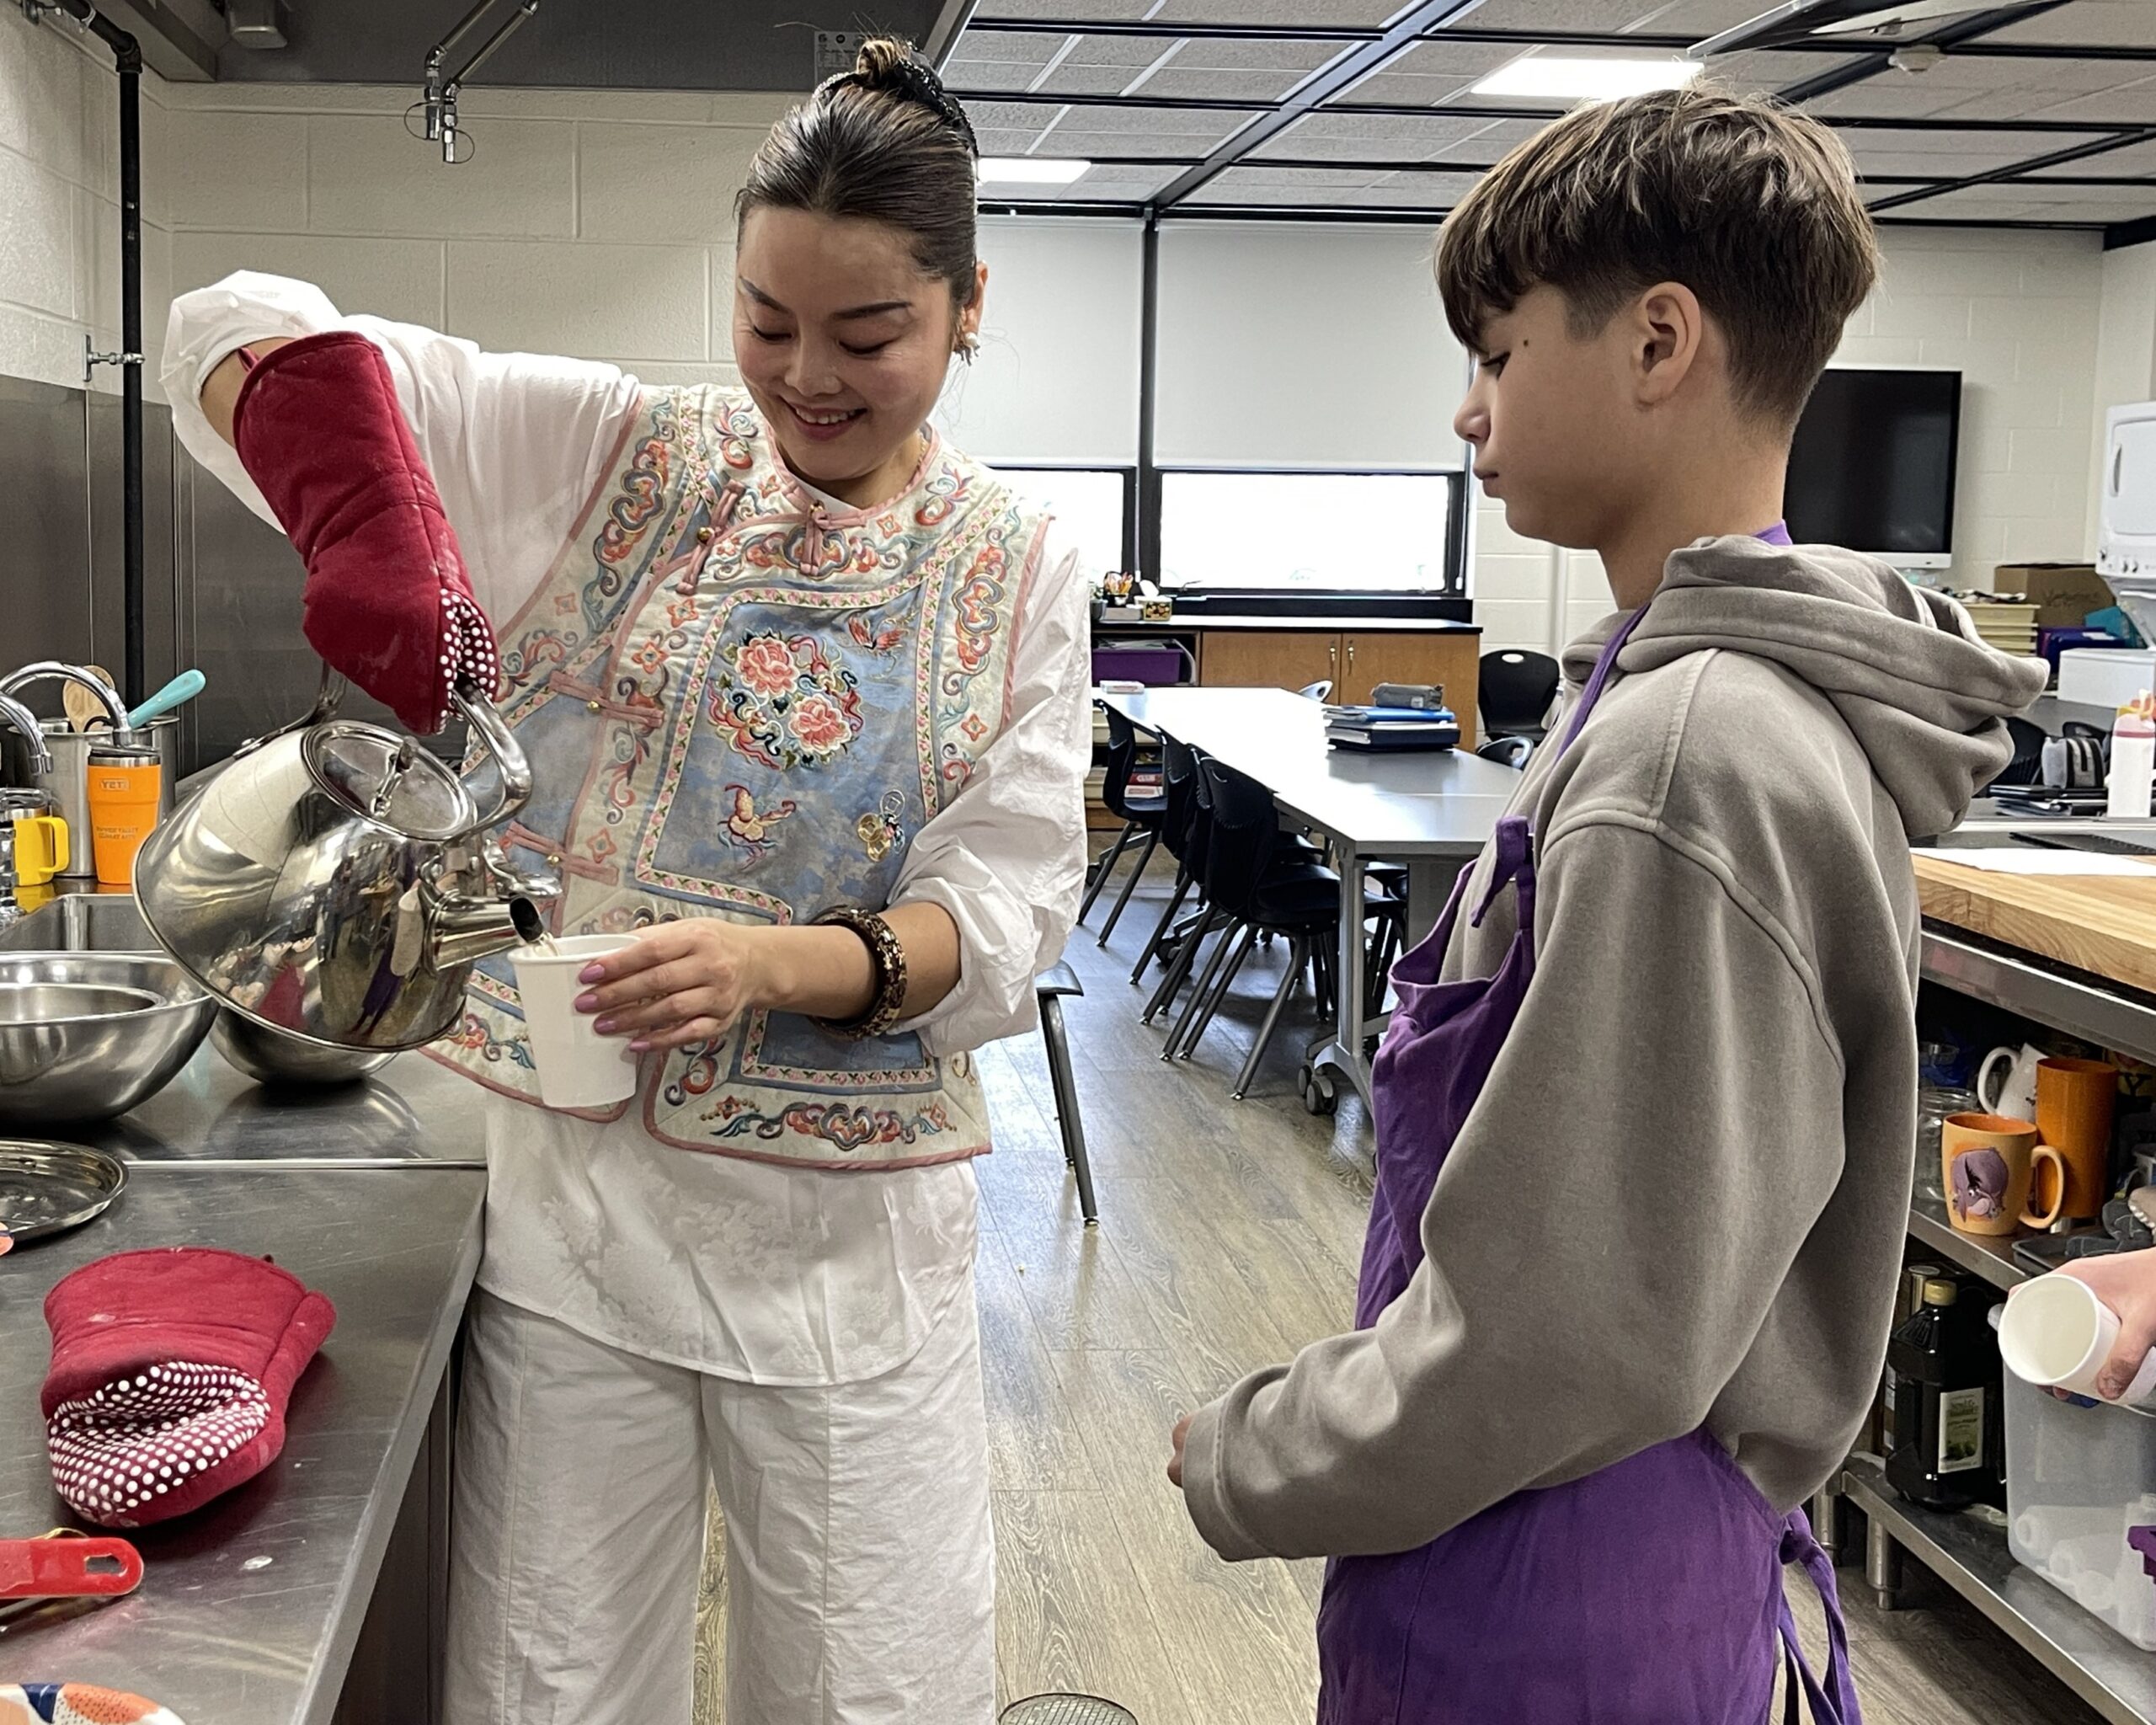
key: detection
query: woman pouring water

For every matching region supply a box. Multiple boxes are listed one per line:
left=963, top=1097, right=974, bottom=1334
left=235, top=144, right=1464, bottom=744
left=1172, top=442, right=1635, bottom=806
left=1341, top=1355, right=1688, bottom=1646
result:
left=163, top=40, right=1089, bottom=1724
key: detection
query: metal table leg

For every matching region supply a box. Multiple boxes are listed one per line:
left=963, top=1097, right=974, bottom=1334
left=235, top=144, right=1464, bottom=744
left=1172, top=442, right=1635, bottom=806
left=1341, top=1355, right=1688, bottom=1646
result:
left=1310, top=839, right=1373, bottom=1111
left=1867, top=1510, right=1904, bottom=1612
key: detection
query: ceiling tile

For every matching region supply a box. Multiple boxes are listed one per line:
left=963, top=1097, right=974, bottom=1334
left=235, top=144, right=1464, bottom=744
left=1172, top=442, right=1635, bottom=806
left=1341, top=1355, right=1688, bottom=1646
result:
left=1165, top=0, right=1398, bottom=19
left=959, top=0, right=1157, bottom=18
left=2026, top=136, right=2156, bottom=175
left=953, top=30, right=1069, bottom=67
left=1704, top=49, right=1853, bottom=92
left=1988, top=2, right=2156, bottom=49
left=947, top=60, right=1043, bottom=95
left=1136, top=67, right=1314, bottom=104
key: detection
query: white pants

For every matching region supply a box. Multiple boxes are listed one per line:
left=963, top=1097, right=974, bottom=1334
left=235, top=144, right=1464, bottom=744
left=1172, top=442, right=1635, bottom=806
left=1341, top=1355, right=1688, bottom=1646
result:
left=445, top=1280, right=995, bottom=1725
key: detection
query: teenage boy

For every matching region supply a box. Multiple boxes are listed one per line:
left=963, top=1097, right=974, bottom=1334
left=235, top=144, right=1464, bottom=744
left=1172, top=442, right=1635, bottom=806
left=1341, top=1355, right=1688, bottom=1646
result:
left=1169, top=87, right=2045, bottom=1721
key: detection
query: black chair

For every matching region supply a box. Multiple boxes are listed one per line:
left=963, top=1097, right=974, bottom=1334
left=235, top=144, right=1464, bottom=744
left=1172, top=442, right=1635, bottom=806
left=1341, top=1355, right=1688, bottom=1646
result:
left=1990, top=714, right=2047, bottom=789
left=1477, top=735, right=1534, bottom=771
left=1480, top=649, right=1561, bottom=741
left=1035, top=963, right=1097, bottom=1226
left=1081, top=707, right=1166, bottom=943
left=1174, top=759, right=1402, bottom=1100
left=1139, top=740, right=1229, bottom=1020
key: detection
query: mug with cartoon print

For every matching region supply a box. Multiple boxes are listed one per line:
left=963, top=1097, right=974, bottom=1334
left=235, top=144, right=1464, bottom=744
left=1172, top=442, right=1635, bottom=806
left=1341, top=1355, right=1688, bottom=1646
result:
left=1942, top=1113, right=2066, bottom=1237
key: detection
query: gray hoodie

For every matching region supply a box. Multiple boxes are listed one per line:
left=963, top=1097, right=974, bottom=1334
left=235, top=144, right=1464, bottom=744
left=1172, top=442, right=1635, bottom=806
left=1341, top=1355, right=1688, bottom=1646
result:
left=1181, top=536, right=2047, bottom=1562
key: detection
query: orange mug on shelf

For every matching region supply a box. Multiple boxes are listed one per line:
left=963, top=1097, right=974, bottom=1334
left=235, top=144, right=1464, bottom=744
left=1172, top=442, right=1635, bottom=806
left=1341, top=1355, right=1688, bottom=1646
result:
left=1942, top=1113, right=2066, bottom=1237
left=84, top=751, right=162, bottom=889
left=2036, top=1056, right=2121, bottom=1222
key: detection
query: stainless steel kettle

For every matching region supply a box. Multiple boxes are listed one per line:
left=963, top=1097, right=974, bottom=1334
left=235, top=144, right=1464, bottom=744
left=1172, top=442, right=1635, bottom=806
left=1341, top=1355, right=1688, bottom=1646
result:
left=135, top=670, right=554, bottom=1053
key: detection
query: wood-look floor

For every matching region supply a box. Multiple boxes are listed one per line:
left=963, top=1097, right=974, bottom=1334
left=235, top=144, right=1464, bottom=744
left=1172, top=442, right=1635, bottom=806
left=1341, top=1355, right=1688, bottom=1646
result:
left=694, top=862, right=2107, bottom=1724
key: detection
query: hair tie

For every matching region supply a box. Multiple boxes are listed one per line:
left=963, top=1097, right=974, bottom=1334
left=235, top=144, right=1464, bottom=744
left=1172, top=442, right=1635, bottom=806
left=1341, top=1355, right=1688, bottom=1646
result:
left=831, top=52, right=978, bottom=158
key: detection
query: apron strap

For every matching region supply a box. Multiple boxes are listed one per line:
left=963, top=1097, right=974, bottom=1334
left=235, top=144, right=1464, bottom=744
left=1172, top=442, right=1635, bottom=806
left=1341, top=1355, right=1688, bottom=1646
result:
left=1775, top=1511, right=1862, bottom=1725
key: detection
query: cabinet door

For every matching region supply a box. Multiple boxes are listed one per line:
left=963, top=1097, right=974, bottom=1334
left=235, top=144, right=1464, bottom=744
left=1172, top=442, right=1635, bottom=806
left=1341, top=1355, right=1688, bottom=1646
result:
left=1198, top=630, right=1341, bottom=694
left=1341, top=633, right=1482, bottom=745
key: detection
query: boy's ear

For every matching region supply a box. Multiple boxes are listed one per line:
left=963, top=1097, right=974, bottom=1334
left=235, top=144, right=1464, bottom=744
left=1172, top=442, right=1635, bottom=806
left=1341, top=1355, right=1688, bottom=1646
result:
left=1627, top=281, right=1705, bottom=407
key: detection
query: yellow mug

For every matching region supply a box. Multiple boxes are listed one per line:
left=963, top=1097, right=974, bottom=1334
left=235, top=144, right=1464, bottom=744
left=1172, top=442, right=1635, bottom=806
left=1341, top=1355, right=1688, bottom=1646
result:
left=85, top=754, right=163, bottom=888
left=9, top=812, right=67, bottom=886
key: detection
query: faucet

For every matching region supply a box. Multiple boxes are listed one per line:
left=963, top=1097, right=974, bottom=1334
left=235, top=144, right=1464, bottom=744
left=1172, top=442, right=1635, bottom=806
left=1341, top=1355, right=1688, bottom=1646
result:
left=0, top=661, right=128, bottom=733
left=0, top=693, right=52, bottom=780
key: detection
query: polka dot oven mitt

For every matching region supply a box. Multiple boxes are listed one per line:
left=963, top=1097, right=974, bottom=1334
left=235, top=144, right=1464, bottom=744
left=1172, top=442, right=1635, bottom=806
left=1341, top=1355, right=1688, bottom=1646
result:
left=1, top=1686, right=184, bottom=1725
left=40, top=1247, right=335, bottom=1530
left=230, top=330, right=499, bottom=736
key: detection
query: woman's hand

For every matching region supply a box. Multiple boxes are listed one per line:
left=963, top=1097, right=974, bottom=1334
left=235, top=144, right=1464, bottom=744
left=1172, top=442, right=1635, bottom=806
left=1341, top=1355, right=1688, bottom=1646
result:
left=574, top=923, right=770, bottom=1052
left=2059, top=1254, right=2156, bottom=1400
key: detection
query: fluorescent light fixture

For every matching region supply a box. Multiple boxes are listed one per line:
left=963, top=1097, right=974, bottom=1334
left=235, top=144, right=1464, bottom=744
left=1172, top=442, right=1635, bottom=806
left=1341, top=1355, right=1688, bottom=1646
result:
left=977, top=157, right=1090, bottom=185
left=1472, top=55, right=1703, bottom=100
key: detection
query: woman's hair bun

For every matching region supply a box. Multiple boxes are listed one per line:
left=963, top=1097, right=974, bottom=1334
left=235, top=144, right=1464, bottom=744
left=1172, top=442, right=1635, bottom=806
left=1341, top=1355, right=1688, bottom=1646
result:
left=838, top=36, right=979, bottom=158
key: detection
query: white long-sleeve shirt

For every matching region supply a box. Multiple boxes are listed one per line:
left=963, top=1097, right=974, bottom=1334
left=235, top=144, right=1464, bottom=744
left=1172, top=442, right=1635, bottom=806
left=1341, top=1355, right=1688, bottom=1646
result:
left=166, top=273, right=1092, bottom=1385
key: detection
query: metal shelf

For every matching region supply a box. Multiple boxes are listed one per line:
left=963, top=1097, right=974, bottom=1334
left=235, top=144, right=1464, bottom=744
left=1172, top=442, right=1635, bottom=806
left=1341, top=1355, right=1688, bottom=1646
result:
left=1922, top=926, right=2156, bottom=1069
left=1908, top=1194, right=2035, bottom=1291
left=1843, top=1458, right=2156, bottom=1725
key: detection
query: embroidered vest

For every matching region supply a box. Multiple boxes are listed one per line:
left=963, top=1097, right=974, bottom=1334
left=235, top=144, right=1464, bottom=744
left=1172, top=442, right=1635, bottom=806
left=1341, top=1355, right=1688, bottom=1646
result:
left=425, top=387, right=1046, bottom=1171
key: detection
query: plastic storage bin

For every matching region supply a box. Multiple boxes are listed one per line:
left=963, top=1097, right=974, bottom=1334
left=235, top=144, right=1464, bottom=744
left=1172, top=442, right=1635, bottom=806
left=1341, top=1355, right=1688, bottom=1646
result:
left=2005, top=1369, right=2156, bottom=1647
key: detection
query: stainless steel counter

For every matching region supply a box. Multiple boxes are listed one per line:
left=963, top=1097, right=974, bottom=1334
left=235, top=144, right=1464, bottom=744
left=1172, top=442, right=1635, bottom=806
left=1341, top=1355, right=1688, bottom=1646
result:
left=0, top=1039, right=487, bottom=1724
left=82, top=1044, right=488, bottom=1168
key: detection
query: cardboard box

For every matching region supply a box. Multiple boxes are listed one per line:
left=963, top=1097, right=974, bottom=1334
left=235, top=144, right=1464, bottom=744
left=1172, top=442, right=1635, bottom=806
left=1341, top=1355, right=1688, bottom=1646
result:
left=1994, top=563, right=2114, bottom=626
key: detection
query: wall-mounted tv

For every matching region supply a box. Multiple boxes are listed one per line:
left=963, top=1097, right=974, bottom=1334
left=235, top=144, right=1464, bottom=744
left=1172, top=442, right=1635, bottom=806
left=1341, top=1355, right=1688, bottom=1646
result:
left=1784, top=367, right=1961, bottom=569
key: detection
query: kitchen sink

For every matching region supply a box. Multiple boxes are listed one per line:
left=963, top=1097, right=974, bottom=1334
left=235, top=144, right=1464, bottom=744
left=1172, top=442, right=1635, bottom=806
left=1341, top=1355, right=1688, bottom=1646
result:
left=0, top=892, right=157, bottom=952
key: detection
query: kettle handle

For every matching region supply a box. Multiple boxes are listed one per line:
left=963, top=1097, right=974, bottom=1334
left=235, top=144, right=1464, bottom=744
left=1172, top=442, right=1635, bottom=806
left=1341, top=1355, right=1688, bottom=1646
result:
left=449, top=678, right=532, bottom=837
left=232, top=662, right=346, bottom=760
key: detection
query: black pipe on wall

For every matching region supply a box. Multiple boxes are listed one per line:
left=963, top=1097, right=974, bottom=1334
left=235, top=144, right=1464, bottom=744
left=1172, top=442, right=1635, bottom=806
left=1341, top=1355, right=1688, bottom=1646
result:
left=59, top=0, right=146, bottom=708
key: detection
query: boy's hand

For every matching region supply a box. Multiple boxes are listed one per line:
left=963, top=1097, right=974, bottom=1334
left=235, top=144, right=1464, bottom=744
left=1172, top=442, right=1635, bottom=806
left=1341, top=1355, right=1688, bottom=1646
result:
left=1167, top=1414, right=1191, bottom=1488
left=2057, top=1255, right=2156, bottom=1400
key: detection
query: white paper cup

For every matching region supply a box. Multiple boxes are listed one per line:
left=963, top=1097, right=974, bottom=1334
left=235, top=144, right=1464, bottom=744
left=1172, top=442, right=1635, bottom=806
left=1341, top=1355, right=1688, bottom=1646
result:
left=2000, top=1272, right=2156, bottom=1404
left=508, top=934, right=641, bottom=1109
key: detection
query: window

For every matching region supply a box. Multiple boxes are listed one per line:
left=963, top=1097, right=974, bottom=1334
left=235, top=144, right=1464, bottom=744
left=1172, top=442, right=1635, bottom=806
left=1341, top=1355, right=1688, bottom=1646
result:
left=1155, top=469, right=1459, bottom=594
left=990, top=464, right=1135, bottom=584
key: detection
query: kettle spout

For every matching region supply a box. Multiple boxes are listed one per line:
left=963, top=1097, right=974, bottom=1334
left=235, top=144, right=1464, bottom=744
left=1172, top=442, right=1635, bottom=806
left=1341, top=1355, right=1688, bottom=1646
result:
left=427, top=889, right=545, bottom=971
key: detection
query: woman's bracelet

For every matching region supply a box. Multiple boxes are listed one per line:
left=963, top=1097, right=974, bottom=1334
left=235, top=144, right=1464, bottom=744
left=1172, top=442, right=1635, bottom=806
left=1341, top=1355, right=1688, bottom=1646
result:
left=809, top=905, right=909, bottom=1039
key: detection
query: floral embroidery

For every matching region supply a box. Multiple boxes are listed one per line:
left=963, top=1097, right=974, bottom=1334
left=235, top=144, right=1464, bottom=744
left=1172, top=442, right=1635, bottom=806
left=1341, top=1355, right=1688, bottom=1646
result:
left=722, top=783, right=798, bottom=857
left=697, top=1097, right=953, bottom=1150
left=856, top=790, right=906, bottom=862
left=707, top=630, right=864, bottom=769
left=446, top=1011, right=535, bottom=1070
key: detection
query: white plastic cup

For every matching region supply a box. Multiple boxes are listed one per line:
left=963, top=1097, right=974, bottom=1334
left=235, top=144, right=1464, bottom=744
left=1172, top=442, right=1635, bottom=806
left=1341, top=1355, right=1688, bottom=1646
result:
left=508, top=934, right=641, bottom=1109
left=1999, top=1272, right=2156, bottom=1404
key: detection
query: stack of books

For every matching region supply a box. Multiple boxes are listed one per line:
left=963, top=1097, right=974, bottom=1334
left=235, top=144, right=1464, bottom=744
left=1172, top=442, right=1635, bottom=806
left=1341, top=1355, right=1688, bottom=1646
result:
left=1961, top=597, right=2040, bottom=658
left=1324, top=703, right=1461, bottom=752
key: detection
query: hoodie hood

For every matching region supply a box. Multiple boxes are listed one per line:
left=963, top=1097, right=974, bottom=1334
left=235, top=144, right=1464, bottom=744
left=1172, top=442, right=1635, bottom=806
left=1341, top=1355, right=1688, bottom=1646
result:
left=1561, top=536, right=2047, bottom=840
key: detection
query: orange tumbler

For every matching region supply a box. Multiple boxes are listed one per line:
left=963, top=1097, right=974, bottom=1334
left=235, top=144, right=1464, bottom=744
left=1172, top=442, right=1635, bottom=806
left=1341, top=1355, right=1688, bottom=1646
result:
left=84, top=748, right=163, bottom=888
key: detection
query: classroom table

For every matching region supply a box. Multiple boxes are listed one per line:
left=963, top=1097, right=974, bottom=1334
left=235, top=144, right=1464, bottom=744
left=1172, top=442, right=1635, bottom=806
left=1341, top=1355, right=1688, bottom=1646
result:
left=1095, top=686, right=1517, bottom=1110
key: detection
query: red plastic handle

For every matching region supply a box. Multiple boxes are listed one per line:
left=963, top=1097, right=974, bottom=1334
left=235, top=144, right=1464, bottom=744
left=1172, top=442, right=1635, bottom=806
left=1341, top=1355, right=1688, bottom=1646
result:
left=0, top=1533, right=144, bottom=1599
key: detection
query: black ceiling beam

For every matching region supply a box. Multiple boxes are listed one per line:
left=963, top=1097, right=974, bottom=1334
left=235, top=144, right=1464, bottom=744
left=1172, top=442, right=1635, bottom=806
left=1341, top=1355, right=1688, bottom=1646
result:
left=1146, top=0, right=1490, bottom=211
left=978, top=197, right=2108, bottom=235
left=2105, top=213, right=2156, bottom=249
left=964, top=16, right=2156, bottom=63
left=1865, top=125, right=2156, bottom=212
left=1772, top=0, right=2071, bottom=104
left=953, top=84, right=2131, bottom=135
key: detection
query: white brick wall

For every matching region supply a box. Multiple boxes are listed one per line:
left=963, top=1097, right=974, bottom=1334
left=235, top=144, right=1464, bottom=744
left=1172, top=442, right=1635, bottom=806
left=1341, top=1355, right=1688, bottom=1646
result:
left=1472, top=227, right=2110, bottom=651
left=0, top=6, right=173, bottom=396
left=0, top=16, right=794, bottom=402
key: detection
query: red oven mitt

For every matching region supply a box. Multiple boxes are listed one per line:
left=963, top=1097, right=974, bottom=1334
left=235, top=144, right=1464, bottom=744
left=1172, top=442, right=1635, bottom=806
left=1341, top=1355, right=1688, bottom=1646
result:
left=41, top=1247, right=336, bottom=1530
left=231, top=330, right=499, bottom=734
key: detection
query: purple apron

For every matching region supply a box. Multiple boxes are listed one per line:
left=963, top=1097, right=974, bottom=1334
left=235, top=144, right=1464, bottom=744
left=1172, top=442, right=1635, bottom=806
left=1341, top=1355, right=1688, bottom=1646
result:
left=1315, top=593, right=1860, bottom=1725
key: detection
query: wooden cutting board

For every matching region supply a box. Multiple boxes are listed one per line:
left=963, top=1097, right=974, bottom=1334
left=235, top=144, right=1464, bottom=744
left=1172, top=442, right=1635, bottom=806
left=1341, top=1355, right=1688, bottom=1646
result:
left=1916, top=853, right=2156, bottom=996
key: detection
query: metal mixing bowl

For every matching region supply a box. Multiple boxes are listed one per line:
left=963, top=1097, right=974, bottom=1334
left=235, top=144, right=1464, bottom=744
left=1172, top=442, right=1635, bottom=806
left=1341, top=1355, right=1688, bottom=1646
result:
left=0, top=953, right=218, bottom=1124
left=210, top=1009, right=398, bottom=1087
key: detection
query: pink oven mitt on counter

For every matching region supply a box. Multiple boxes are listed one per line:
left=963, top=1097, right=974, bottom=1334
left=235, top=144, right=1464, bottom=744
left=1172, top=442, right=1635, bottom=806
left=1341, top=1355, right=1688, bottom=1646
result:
left=40, top=1247, right=335, bottom=1530
left=230, top=330, right=499, bottom=734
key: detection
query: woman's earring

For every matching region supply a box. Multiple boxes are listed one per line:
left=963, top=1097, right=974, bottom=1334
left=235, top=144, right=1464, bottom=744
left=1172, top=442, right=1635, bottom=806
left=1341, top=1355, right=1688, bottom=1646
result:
left=956, top=331, right=979, bottom=365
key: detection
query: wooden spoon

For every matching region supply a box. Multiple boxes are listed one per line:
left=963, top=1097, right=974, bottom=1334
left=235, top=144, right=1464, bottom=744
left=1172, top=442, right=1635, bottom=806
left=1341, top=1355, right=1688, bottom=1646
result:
left=64, top=667, right=114, bottom=731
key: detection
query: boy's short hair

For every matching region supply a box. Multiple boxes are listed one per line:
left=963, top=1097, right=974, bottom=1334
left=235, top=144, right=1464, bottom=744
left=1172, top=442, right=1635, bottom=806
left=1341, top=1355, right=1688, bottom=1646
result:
left=1436, top=84, right=1878, bottom=426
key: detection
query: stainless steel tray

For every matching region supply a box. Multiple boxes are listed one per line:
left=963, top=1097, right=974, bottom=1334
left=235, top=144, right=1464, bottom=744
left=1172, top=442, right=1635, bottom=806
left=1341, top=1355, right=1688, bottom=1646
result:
left=0, top=1139, right=126, bottom=1247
